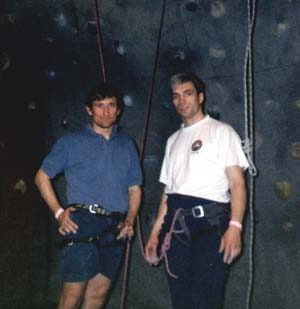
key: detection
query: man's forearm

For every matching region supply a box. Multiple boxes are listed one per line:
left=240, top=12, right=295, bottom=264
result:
left=225, top=166, right=247, bottom=224
left=126, top=185, right=142, bottom=224
left=230, top=182, right=246, bottom=223
left=35, top=169, right=63, bottom=216
left=149, top=192, right=168, bottom=239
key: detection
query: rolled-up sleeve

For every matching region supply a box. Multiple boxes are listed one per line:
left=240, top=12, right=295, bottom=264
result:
left=40, top=137, right=68, bottom=179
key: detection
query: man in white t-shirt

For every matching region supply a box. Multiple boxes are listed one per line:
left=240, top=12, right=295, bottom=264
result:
left=145, top=72, right=249, bottom=309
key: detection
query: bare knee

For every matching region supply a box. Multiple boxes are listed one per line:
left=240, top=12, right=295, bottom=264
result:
left=58, top=282, right=86, bottom=309
left=83, top=274, right=112, bottom=309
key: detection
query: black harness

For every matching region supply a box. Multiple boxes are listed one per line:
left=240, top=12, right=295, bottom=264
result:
left=166, top=202, right=230, bottom=247
left=56, top=204, right=126, bottom=250
left=56, top=225, right=125, bottom=249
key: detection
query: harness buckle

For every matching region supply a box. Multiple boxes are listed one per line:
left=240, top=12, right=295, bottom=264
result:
left=89, top=205, right=97, bottom=214
left=192, top=205, right=204, bottom=218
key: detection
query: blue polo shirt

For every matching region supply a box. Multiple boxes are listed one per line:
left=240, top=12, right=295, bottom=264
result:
left=40, top=124, right=142, bottom=212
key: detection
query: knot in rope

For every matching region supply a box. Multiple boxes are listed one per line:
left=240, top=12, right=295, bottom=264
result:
left=158, top=208, right=185, bottom=279
left=242, top=137, right=257, bottom=176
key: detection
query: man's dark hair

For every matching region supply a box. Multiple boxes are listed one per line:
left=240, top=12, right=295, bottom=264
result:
left=85, top=82, right=124, bottom=110
left=169, top=72, right=206, bottom=95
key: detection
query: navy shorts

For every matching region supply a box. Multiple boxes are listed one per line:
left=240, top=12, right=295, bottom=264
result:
left=60, top=209, right=124, bottom=282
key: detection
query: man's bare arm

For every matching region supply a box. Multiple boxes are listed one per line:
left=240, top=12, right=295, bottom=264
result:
left=219, top=165, right=247, bottom=264
left=145, top=192, right=168, bottom=264
left=117, top=185, right=142, bottom=239
left=35, top=169, right=78, bottom=235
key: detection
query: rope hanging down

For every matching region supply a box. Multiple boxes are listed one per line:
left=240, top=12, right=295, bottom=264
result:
left=93, top=0, right=107, bottom=82
left=243, top=0, right=257, bottom=308
left=136, top=0, right=168, bottom=262
left=92, top=1, right=167, bottom=308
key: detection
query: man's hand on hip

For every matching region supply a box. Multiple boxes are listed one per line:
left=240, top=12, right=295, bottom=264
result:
left=57, top=207, right=78, bottom=235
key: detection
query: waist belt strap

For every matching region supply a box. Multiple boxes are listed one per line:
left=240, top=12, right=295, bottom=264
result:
left=168, top=202, right=229, bottom=219
left=56, top=225, right=124, bottom=249
left=69, top=203, right=124, bottom=218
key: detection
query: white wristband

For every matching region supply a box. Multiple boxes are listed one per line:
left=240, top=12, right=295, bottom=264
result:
left=229, top=220, right=242, bottom=231
left=55, top=208, right=64, bottom=220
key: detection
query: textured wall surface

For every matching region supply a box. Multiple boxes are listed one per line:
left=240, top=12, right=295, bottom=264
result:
left=1, top=0, right=300, bottom=308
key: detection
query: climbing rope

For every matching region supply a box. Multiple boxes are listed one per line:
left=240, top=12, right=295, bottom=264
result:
left=136, top=0, right=168, bottom=262
left=243, top=0, right=257, bottom=308
left=158, top=208, right=185, bottom=279
left=92, top=1, right=167, bottom=308
left=92, top=0, right=107, bottom=81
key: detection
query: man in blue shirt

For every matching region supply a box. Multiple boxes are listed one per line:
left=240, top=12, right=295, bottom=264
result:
left=35, top=82, right=142, bottom=309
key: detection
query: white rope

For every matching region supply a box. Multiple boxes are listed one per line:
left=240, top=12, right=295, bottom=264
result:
left=242, top=138, right=257, bottom=176
left=243, top=0, right=257, bottom=309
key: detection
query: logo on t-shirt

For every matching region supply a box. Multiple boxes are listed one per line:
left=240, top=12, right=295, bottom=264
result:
left=191, top=139, right=202, bottom=152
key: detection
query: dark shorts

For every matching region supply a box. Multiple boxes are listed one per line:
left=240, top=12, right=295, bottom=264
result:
left=60, top=209, right=124, bottom=282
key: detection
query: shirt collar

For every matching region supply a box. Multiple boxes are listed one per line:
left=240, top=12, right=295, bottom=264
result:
left=85, top=123, right=120, bottom=138
left=181, top=115, right=210, bottom=130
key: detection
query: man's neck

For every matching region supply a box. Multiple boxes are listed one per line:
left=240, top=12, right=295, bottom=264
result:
left=92, top=124, right=113, bottom=140
left=183, top=113, right=206, bottom=127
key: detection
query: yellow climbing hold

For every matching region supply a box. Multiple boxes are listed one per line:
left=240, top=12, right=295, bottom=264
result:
left=291, top=143, right=300, bottom=160
left=273, top=181, right=292, bottom=200
left=14, top=179, right=27, bottom=195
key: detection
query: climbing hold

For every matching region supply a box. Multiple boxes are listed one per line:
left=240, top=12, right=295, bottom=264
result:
left=114, top=40, right=127, bottom=56
left=0, top=14, right=16, bottom=26
left=123, top=95, right=134, bottom=107
left=291, top=142, right=300, bottom=160
left=27, top=101, right=37, bottom=111
left=273, top=180, right=292, bottom=200
left=14, top=179, right=27, bottom=195
left=46, top=37, right=55, bottom=43
left=291, top=99, right=300, bottom=109
left=282, top=222, right=293, bottom=232
left=209, top=47, right=226, bottom=58
left=46, top=70, right=57, bottom=80
left=61, top=118, right=70, bottom=129
left=174, top=49, right=186, bottom=61
left=87, top=21, right=97, bottom=34
left=272, top=21, right=287, bottom=36
left=185, top=0, right=199, bottom=12
left=211, top=1, right=226, bottom=18
left=55, top=13, right=67, bottom=28
left=0, top=52, right=10, bottom=72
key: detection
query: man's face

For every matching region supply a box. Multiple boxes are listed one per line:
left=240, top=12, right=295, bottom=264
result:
left=172, top=82, right=204, bottom=123
left=86, top=97, right=120, bottom=129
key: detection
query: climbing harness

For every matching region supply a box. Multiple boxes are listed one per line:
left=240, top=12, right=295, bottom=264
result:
left=56, top=205, right=126, bottom=250
left=158, top=200, right=230, bottom=278
left=56, top=224, right=125, bottom=250
left=69, top=203, right=124, bottom=217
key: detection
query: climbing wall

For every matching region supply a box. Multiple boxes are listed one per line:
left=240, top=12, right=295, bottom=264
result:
left=1, top=0, right=300, bottom=308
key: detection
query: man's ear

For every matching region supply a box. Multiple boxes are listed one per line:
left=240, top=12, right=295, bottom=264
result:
left=86, top=106, right=92, bottom=116
left=198, top=93, right=205, bottom=105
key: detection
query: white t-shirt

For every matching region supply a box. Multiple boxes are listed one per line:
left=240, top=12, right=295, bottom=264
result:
left=159, top=115, right=249, bottom=203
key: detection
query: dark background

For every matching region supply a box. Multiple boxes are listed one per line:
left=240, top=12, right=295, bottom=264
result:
left=1, top=0, right=300, bottom=308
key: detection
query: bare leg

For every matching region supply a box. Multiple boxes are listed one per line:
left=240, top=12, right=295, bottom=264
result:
left=82, top=273, right=112, bottom=309
left=58, top=281, right=86, bottom=309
